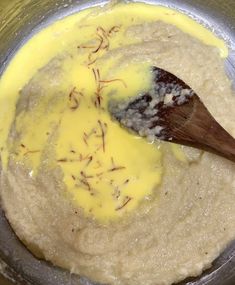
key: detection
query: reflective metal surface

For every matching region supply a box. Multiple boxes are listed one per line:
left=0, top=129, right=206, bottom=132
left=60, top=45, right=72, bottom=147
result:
left=0, top=0, right=235, bottom=284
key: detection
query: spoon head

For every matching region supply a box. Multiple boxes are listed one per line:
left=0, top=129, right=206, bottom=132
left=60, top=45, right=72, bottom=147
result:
left=109, top=67, right=196, bottom=142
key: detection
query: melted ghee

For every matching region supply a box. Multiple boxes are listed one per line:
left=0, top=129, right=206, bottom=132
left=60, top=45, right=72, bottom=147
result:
left=0, top=2, right=228, bottom=222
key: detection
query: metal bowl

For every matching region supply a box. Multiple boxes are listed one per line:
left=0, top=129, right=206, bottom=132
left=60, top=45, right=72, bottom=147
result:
left=0, top=0, right=235, bottom=284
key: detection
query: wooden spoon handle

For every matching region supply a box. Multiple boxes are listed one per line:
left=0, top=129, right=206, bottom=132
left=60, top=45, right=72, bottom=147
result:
left=201, top=119, right=235, bottom=162
left=171, top=95, right=235, bottom=162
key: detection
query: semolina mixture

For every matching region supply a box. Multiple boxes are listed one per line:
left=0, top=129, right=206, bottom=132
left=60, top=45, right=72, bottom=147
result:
left=0, top=2, right=235, bottom=285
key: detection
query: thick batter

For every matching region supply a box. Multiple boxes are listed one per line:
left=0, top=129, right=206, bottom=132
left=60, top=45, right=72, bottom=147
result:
left=0, top=2, right=235, bottom=285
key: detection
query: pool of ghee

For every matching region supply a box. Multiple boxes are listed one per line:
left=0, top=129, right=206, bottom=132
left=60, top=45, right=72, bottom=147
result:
left=0, top=2, right=228, bottom=222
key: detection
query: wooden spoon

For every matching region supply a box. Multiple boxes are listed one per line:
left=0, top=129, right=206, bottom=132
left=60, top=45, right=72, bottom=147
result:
left=109, top=67, right=235, bottom=162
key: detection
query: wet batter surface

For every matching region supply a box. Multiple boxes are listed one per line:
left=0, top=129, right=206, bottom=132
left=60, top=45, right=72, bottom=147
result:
left=0, top=2, right=235, bottom=285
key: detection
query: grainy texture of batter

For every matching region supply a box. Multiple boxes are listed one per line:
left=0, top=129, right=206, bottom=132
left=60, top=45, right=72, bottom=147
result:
left=1, top=21, right=235, bottom=285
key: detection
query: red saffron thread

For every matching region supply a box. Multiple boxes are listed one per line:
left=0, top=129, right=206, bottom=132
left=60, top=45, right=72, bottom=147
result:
left=108, top=166, right=126, bottom=172
left=24, top=150, right=40, bottom=156
left=115, top=197, right=132, bottom=211
left=99, top=79, right=127, bottom=88
left=98, top=120, right=106, bottom=152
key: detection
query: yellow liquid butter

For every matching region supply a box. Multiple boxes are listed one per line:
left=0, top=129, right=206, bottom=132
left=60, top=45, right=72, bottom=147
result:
left=0, top=2, right=228, bottom=222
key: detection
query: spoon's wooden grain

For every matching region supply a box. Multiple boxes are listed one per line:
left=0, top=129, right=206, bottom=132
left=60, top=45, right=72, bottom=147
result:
left=110, top=67, right=235, bottom=163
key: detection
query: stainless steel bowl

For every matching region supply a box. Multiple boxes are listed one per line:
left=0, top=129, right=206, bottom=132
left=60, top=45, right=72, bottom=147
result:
left=1, top=0, right=235, bottom=284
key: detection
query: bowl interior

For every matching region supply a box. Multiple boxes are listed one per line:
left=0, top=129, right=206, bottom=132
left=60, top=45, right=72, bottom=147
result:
left=0, top=0, right=235, bottom=284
